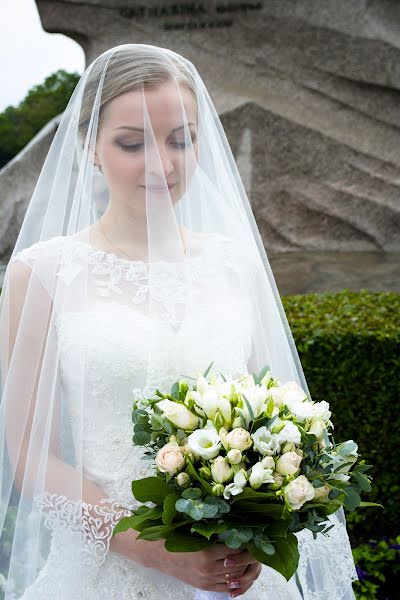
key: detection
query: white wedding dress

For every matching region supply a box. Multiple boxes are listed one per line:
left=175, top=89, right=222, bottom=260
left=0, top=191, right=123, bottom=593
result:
left=8, top=232, right=357, bottom=600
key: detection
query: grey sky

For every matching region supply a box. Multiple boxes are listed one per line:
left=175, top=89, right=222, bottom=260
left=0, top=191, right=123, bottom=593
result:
left=0, top=0, right=84, bottom=112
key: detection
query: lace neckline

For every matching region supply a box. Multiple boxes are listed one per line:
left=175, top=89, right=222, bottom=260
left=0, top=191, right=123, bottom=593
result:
left=67, top=235, right=214, bottom=268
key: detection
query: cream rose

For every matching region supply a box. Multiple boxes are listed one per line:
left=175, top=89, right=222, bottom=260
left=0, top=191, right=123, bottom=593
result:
left=283, top=475, right=315, bottom=510
left=276, top=451, right=302, bottom=476
left=226, top=427, right=253, bottom=451
left=211, top=456, right=234, bottom=484
left=155, top=443, right=185, bottom=475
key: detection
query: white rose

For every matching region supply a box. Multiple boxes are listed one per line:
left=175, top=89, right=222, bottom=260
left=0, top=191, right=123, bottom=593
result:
left=227, top=449, right=242, bottom=464
left=251, top=426, right=281, bottom=456
left=155, top=443, right=185, bottom=475
left=313, top=484, right=331, bottom=502
left=211, top=456, right=234, bottom=483
left=226, top=428, right=253, bottom=451
left=249, top=462, right=275, bottom=489
left=311, top=400, right=331, bottom=422
left=276, top=451, right=302, bottom=476
left=274, top=420, right=301, bottom=445
left=157, top=399, right=198, bottom=430
left=176, top=472, right=191, bottom=487
left=187, top=421, right=221, bottom=459
left=223, top=470, right=247, bottom=499
left=283, top=475, right=315, bottom=510
left=308, top=419, right=326, bottom=441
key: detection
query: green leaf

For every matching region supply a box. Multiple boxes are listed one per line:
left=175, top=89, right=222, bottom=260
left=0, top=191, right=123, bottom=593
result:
left=165, top=533, right=213, bottom=552
left=163, top=492, right=180, bottom=525
left=182, top=487, right=202, bottom=500
left=203, top=361, right=214, bottom=378
left=248, top=534, right=299, bottom=581
left=219, top=527, right=254, bottom=549
left=242, top=393, right=255, bottom=422
left=359, top=501, right=385, bottom=509
left=233, top=501, right=285, bottom=520
left=343, top=487, right=361, bottom=511
left=351, top=471, right=372, bottom=492
left=231, top=487, right=278, bottom=502
left=185, top=459, right=214, bottom=495
left=132, top=430, right=151, bottom=445
left=132, top=477, right=175, bottom=507
left=191, top=521, right=227, bottom=539
left=254, top=538, right=275, bottom=555
left=137, top=524, right=176, bottom=541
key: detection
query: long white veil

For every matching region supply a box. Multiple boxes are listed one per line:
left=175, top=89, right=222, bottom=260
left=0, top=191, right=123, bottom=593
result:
left=0, top=44, right=357, bottom=599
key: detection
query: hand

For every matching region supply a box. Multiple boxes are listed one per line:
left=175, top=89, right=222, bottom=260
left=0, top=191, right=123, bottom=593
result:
left=111, top=532, right=256, bottom=593
left=225, top=552, right=263, bottom=597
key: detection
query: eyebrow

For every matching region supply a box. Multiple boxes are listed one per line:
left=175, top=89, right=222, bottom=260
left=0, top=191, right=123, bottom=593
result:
left=113, top=123, right=197, bottom=132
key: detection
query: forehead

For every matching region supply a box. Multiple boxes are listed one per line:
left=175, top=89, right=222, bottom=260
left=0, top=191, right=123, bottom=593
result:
left=102, top=81, right=197, bottom=131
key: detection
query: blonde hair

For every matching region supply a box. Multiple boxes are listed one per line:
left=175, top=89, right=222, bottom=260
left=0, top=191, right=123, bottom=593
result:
left=79, top=45, right=197, bottom=139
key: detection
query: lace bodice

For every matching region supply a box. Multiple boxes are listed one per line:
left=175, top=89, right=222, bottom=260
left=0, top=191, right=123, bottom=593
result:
left=9, top=234, right=357, bottom=600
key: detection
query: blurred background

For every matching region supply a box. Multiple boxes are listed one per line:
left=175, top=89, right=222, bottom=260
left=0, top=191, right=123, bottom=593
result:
left=0, top=1, right=399, bottom=598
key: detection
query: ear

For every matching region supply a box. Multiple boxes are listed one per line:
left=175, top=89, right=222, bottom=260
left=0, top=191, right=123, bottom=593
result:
left=88, top=145, right=100, bottom=167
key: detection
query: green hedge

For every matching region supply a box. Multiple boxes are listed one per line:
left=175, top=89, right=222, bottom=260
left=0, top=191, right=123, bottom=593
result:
left=282, top=289, right=400, bottom=545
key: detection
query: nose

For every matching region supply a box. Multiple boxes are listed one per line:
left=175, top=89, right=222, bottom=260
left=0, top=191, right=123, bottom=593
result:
left=147, top=145, right=175, bottom=180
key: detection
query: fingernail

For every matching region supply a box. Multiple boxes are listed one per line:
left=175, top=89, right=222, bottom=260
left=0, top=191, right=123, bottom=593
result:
left=228, top=581, right=240, bottom=589
left=224, top=558, right=236, bottom=567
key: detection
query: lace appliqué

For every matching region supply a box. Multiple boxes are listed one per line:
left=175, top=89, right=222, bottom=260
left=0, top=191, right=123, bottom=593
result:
left=295, top=517, right=358, bottom=599
left=33, top=492, right=134, bottom=568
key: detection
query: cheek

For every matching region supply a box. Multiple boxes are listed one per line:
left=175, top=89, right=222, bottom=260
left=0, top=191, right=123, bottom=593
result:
left=104, top=148, right=144, bottom=183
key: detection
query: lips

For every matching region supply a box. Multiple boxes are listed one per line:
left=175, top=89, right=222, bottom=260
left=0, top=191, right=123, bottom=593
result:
left=142, top=183, right=176, bottom=192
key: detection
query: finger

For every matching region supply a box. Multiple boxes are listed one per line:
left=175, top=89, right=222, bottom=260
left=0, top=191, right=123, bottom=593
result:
left=222, top=549, right=259, bottom=568
left=206, top=544, right=243, bottom=560
left=227, top=562, right=262, bottom=591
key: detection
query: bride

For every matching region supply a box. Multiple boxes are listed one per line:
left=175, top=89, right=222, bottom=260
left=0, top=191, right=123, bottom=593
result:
left=0, top=44, right=357, bottom=599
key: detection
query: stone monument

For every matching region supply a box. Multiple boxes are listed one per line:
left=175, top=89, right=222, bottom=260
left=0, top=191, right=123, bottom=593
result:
left=1, top=0, right=399, bottom=291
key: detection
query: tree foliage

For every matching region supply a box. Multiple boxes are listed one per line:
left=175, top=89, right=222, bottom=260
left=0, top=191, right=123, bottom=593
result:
left=0, top=69, right=80, bottom=168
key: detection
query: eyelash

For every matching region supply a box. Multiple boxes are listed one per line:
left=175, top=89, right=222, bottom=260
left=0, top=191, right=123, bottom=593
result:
left=117, top=139, right=196, bottom=153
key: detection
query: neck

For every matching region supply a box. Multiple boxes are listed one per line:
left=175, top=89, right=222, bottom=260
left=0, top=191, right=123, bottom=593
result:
left=100, top=199, right=148, bottom=255
left=96, top=195, right=187, bottom=259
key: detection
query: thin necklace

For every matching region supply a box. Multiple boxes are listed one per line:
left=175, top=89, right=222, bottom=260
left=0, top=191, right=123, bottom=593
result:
left=97, top=219, right=187, bottom=260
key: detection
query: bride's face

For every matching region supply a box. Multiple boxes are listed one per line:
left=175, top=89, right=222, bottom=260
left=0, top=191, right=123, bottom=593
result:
left=94, top=80, right=198, bottom=208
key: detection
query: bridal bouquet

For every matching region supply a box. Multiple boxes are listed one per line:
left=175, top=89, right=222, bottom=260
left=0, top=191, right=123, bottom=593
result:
left=113, top=363, right=380, bottom=581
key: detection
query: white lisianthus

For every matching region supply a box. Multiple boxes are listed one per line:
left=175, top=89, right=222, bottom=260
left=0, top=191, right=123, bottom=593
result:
left=227, top=449, right=242, bottom=464
left=276, top=451, right=302, bottom=476
left=238, top=386, right=268, bottom=421
left=226, top=428, right=253, bottom=451
left=308, top=418, right=327, bottom=441
left=249, top=462, right=275, bottom=489
left=187, top=421, right=221, bottom=459
left=155, top=443, right=185, bottom=475
left=311, top=400, right=331, bottom=422
left=283, top=475, right=315, bottom=510
left=211, top=456, right=234, bottom=483
left=274, top=420, right=301, bottom=445
left=223, top=470, right=247, bottom=499
left=261, top=456, right=275, bottom=469
left=157, top=399, right=198, bottom=430
left=286, top=400, right=314, bottom=422
left=251, top=426, right=281, bottom=456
